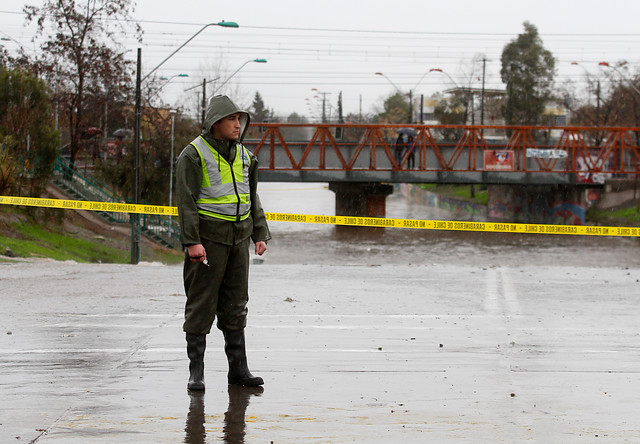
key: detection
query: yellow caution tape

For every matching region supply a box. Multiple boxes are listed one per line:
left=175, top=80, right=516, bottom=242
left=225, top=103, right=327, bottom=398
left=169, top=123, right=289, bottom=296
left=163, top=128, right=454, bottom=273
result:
left=265, top=212, right=640, bottom=237
left=1, top=195, right=639, bottom=237
left=0, top=195, right=177, bottom=216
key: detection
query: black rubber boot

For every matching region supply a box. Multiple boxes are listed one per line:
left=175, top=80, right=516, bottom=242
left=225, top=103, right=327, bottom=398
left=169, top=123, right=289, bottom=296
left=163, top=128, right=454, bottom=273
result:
left=223, top=329, right=264, bottom=387
left=186, top=333, right=206, bottom=391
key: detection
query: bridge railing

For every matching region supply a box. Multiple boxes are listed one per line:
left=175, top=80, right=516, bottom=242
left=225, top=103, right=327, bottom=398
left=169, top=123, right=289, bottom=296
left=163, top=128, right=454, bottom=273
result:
left=244, top=124, right=640, bottom=182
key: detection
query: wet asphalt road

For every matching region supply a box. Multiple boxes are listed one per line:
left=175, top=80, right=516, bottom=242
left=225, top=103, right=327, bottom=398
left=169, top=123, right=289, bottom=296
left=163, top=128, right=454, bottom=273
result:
left=1, top=253, right=639, bottom=443
left=2, top=183, right=640, bottom=442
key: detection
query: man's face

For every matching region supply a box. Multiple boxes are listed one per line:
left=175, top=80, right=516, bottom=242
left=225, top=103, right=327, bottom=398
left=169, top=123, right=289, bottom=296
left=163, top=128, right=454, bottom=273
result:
left=212, top=113, right=241, bottom=141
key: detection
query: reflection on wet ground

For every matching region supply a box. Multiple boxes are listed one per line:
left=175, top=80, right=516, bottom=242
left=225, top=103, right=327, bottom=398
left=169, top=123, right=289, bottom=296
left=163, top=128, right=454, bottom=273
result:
left=184, top=386, right=264, bottom=444
left=184, top=392, right=206, bottom=444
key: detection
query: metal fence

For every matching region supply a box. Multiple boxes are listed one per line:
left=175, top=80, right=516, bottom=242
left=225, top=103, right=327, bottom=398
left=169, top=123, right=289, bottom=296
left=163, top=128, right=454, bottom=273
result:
left=52, top=156, right=181, bottom=250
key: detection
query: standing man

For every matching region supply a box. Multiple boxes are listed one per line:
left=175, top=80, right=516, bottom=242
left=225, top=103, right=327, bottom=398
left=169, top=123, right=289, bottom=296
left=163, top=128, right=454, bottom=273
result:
left=176, top=95, right=271, bottom=391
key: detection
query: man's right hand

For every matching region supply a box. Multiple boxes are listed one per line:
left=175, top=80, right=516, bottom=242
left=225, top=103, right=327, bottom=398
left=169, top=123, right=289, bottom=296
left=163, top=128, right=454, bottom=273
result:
left=187, top=244, right=207, bottom=263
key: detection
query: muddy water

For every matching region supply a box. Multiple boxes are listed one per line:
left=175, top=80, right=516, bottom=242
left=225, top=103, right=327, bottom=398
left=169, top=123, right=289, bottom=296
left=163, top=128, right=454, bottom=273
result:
left=258, top=182, right=640, bottom=268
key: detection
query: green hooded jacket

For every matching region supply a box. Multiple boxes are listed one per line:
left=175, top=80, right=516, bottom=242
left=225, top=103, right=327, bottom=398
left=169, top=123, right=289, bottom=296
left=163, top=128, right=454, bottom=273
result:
left=175, top=95, right=271, bottom=247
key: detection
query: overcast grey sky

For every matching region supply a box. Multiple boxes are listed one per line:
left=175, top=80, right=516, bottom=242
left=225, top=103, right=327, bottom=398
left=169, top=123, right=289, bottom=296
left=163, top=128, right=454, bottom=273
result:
left=3, top=0, right=640, bottom=119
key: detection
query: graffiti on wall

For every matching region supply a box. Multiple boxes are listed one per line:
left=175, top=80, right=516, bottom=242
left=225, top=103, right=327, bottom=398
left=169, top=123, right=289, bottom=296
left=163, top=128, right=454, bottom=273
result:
left=576, top=149, right=614, bottom=184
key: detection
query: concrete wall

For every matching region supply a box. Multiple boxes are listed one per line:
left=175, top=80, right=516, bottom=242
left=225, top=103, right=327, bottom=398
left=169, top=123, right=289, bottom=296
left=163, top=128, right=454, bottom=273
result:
left=399, top=183, right=588, bottom=225
left=488, top=185, right=586, bottom=225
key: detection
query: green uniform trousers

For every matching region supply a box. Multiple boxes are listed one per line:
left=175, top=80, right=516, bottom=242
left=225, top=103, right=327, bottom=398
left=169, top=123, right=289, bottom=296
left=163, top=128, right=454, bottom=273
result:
left=183, top=237, right=250, bottom=335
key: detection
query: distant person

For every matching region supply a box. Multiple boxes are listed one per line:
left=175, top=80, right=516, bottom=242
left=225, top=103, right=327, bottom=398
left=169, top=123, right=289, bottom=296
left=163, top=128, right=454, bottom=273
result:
left=394, top=134, right=406, bottom=167
left=175, top=95, right=271, bottom=391
left=406, top=135, right=416, bottom=169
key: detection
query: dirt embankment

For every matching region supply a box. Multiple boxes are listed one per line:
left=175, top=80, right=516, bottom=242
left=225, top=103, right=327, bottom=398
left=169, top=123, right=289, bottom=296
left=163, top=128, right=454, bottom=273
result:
left=595, top=179, right=639, bottom=211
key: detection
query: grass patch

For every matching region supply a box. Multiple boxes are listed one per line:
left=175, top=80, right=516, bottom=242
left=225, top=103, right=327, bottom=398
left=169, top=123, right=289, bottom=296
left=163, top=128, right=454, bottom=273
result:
left=0, top=222, right=129, bottom=263
left=0, top=208, right=184, bottom=264
left=587, top=205, right=640, bottom=226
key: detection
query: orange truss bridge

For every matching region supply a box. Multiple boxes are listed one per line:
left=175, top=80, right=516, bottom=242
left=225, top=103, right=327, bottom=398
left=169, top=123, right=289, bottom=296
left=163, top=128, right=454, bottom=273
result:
left=245, top=124, right=640, bottom=185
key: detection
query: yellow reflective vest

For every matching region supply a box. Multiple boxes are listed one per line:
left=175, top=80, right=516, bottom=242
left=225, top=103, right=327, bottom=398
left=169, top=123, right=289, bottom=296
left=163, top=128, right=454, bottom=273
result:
left=190, top=136, right=251, bottom=222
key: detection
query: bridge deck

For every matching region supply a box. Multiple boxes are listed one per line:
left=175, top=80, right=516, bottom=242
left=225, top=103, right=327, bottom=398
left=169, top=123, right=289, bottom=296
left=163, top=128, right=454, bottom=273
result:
left=246, top=123, right=640, bottom=184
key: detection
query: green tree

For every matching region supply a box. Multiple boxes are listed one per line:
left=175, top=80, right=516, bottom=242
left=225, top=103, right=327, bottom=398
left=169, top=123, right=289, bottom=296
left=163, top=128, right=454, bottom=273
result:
left=250, top=91, right=272, bottom=123
left=500, top=22, right=555, bottom=125
left=0, top=67, right=59, bottom=196
left=24, top=0, right=141, bottom=169
left=375, top=92, right=410, bottom=124
left=434, top=91, right=468, bottom=141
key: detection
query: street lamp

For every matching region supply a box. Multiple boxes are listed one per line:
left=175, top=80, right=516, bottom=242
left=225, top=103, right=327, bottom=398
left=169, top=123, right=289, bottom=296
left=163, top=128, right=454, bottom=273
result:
left=570, top=62, right=602, bottom=134
left=430, top=68, right=473, bottom=123
left=431, top=59, right=489, bottom=126
left=159, top=73, right=189, bottom=82
left=141, top=21, right=238, bottom=83
left=212, top=58, right=267, bottom=95
left=131, top=20, right=238, bottom=264
left=154, top=73, right=189, bottom=98
left=429, top=68, right=458, bottom=88
left=169, top=109, right=177, bottom=209
left=374, top=72, right=403, bottom=95
left=375, top=72, right=410, bottom=122
left=599, top=61, right=640, bottom=97
left=375, top=71, right=431, bottom=123
left=184, top=58, right=266, bottom=126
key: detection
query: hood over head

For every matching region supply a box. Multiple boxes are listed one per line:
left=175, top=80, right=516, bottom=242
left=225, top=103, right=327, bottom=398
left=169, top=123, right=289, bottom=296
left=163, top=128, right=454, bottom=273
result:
left=202, top=95, right=251, bottom=142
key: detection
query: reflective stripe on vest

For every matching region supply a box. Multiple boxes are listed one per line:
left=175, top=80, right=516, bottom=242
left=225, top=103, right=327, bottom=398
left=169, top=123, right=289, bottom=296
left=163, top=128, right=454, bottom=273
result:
left=190, top=136, right=251, bottom=221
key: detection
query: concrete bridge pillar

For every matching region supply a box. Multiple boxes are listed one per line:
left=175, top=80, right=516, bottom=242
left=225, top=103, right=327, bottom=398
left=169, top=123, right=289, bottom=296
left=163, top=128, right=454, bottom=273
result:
left=328, top=182, right=394, bottom=233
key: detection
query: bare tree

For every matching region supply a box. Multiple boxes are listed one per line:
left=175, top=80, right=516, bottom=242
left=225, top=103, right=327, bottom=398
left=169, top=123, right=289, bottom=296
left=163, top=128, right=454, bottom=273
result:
left=24, top=0, right=141, bottom=169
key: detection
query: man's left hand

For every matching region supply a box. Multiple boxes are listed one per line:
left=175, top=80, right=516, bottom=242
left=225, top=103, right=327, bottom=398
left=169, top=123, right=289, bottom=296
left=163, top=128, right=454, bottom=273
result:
left=255, top=241, right=267, bottom=256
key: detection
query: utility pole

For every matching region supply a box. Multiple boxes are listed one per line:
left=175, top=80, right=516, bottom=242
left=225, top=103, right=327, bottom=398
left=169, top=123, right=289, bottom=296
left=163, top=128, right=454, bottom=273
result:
left=201, top=78, right=206, bottom=127
left=316, top=91, right=331, bottom=123
left=336, top=91, right=344, bottom=138
left=408, top=90, right=413, bottom=123
left=596, top=80, right=602, bottom=146
left=471, top=93, right=475, bottom=125
left=480, top=58, right=487, bottom=127
left=131, top=48, right=142, bottom=264
left=169, top=111, right=176, bottom=208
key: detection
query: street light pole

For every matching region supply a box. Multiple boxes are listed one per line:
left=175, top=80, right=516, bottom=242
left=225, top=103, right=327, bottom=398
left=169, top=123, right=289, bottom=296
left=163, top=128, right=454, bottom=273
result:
left=311, top=88, right=331, bottom=123
left=375, top=72, right=410, bottom=122
left=599, top=61, right=640, bottom=97
left=141, top=21, right=238, bottom=83
left=184, top=58, right=265, bottom=126
left=201, top=78, right=207, bottom=126
left=430, top=68, right=469, bottom=122
left=131, top=48, right=142, bottom=264
left=131, top=20, right=238, bottom=264
left=571, top=62, right=602, bottom=143
left=169, top=110, right=176, bottom=208
left=480, top=58, right=487, bottom=127
left=375, top=71, right=433, bottom=124
left=211, top=58, right=268, bottom=96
